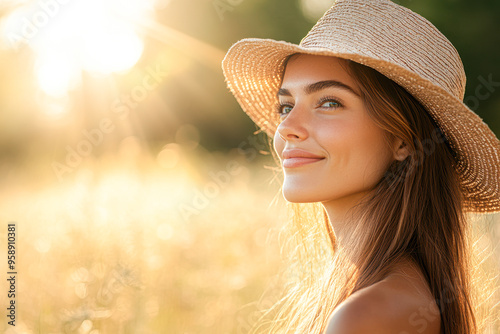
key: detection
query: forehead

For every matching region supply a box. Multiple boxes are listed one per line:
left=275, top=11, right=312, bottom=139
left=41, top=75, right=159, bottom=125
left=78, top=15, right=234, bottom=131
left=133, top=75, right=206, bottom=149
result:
left=281, top=54, right=357, bottom=89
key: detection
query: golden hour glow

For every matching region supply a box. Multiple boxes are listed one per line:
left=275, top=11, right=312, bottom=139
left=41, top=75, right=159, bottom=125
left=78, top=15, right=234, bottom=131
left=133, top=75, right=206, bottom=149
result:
left=1, top=0, right=154, bottom=97
left=81, top=27, right=144, bottom=74
left=43, top=100, right=69, bottom=117
left=36, top=52, right=76, bottom=97
left=0, top=1, right=497, bottom=333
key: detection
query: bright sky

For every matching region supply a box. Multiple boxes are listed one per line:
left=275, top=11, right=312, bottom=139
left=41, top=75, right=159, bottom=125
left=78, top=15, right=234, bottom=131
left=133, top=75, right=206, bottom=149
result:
left=0, top=0, right=165, bottom=98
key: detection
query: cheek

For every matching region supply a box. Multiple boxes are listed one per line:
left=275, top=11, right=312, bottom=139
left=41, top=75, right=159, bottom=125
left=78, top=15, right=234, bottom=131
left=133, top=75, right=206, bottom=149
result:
left=347, top=127, right=393, bottom=183
left=319, top=120, right=393, bottom=185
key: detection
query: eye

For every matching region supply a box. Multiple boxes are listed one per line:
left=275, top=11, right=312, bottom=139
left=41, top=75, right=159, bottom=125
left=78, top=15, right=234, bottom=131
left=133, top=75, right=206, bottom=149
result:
left=276, top=103, right=293, bottom=116
left=319, top=99, right=342, bottom=109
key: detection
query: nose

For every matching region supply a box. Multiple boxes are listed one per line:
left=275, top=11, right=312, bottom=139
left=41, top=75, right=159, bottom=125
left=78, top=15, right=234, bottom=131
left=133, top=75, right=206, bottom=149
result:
left=276, top=104, right=309, bottom=142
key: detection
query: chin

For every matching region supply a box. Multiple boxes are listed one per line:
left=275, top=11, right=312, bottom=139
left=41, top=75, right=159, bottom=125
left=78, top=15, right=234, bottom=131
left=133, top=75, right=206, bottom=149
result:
left=282, top=187, right=319, bottom=203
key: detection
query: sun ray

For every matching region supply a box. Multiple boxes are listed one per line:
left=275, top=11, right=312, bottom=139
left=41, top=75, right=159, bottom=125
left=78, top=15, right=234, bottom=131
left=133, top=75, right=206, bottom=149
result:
left=132, top=17, right=225, bottom=71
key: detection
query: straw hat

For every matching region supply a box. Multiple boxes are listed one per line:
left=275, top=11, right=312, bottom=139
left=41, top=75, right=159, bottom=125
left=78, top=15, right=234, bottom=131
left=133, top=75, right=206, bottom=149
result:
left=222, top=0, right=500, bottom=213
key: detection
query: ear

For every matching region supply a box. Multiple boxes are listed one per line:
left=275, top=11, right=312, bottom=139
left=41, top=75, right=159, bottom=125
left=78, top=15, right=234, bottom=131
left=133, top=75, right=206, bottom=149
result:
left=393, top=138, right=410, bottom=161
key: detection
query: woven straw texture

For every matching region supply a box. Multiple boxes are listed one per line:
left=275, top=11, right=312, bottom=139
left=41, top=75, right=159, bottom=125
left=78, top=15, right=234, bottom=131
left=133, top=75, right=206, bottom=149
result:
left=222, top=0, right=500, bottom=213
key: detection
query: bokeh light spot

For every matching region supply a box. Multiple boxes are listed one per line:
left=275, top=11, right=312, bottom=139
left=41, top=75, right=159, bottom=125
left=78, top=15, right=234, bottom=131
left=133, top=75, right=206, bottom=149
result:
left=71, top=267, right=90, bottom=282
left=157, top=144, right=180, bottom=169
left=75, top=282, right=88, bottom=299
left=78, top=319, right=93, bottom=334
left=36, top=53, right=76, bottom=97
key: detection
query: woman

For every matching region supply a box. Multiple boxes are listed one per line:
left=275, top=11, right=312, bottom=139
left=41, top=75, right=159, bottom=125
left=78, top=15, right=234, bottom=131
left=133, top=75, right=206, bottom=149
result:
left=222, top=0, right=500, bottom=333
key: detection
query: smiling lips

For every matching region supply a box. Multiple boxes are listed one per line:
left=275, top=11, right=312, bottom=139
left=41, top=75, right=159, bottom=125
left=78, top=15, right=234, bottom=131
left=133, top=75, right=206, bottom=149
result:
left=282, top=149, right=325, bottom=168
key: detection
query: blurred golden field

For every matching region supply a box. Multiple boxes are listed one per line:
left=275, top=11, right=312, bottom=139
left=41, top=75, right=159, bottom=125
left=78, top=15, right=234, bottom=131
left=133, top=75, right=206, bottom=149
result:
left=0, top=0, right=499, bottom=333
left=0, top=149, right=289, bottom=334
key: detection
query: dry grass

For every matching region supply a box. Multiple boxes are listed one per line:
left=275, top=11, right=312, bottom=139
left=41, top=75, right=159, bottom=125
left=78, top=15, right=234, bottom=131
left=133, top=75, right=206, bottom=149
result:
left=0, top=151, right=286, bottom=334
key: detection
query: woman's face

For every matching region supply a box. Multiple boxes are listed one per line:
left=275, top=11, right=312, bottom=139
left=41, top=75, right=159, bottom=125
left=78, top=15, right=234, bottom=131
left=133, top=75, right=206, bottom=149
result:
left=273, top=54, right=400, bottom=211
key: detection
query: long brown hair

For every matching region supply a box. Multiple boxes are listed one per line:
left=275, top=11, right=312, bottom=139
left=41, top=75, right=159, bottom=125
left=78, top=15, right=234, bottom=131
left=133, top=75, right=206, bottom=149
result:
left=258, top=56, right=490, bottom=333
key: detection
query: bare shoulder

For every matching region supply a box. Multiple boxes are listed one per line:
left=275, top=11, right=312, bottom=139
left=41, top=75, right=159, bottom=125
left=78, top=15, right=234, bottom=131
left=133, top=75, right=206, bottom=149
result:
left=325, top=263, right=441, bottom=334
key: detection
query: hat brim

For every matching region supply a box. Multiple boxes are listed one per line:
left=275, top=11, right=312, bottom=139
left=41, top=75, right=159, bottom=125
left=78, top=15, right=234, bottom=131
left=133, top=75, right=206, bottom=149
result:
left=222, top=38, right=500, bottom=213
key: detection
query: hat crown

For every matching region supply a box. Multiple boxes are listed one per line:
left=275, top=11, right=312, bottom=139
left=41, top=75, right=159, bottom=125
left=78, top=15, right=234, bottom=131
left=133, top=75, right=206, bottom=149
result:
left=300, top=0, right=466, bottom=100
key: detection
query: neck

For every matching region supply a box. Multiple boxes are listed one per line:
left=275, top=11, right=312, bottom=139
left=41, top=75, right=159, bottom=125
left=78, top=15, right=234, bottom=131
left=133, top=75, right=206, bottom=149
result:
left=322, top=190, right=371, bottom=244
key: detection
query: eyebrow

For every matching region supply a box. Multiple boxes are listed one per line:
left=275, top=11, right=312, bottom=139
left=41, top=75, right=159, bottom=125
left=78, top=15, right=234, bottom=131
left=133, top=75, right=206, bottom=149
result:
left=277, top=80, right=360, bottom=98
